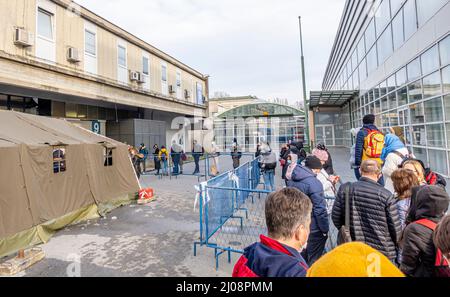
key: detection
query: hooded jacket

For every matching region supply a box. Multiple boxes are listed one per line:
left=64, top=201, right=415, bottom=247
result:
left=401, top=186, right=450, bottom=277
left=332, top=177, right=402, bottom=261
left=287, top=166, right=329, bottom=234
left=281, top=142, right=307, bottom=180
left=233, top=235, right=308, bottom=277
left=355, top=124, right=381, bottom=167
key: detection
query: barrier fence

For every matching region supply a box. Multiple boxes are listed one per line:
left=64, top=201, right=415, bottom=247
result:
left=193, top=157, right=271, bottom=269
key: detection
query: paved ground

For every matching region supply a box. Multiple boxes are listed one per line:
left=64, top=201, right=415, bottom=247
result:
left=16, top=147, right=449, bottom=277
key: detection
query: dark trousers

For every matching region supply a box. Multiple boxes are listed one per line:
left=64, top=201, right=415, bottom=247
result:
left=193, top=154, right=200, bottom=173
left=302, top=231, right=328, bottom=266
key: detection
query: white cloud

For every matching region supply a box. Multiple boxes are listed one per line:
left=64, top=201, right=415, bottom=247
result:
left=75, top=0, right=345, bottom=104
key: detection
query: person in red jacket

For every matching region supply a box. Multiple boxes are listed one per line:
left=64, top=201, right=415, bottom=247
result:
left=233, top=188, right=312, bottom=277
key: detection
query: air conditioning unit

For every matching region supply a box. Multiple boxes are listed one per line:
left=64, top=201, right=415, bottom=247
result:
left=137, top=75, right=146, bottom=84
left=169, top=85, right=176, bottom=94
left=14, top=28, right=34, bottom=47
left=67, top=47, right=81, bottom=63
left=130, top=71, right=140, bottom=82
left=184, top=89, right=191, bottom=99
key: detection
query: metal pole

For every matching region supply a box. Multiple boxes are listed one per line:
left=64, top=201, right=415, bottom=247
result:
left=299, top=16, right=310, bottom=151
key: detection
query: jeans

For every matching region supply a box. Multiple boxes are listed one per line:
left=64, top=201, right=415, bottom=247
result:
left=193, top=154, right=201, bottom=173
left=162, top=160, right=168, bottom=175
left=172, top=154, right=180, bottom=175
left=263, top=170, right=275, bottom=192
left=302, top=230, right=328, bottom=266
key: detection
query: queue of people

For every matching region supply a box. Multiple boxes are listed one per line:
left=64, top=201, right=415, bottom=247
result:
left=234, top=113, right=450, bottom=277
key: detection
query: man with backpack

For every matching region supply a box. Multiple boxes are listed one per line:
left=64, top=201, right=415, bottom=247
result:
left=354, top=114, right=385, bottom=184
left=401, top=185, right=450, bottom=277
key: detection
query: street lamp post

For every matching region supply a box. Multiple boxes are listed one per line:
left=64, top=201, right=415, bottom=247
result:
left=298, top=16, right=310, bottom=151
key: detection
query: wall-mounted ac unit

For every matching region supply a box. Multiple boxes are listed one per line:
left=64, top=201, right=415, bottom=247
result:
left=67, top=47, right=81, bottom=63
left=169, top=85, right=176, bottom=94
left=137, top=75, right=146, bottom=84
left=184, top=89, right=191, bottom=99
left=14, top=28, right=34, bottom=47
left=130, top=71, right=140, bottom=82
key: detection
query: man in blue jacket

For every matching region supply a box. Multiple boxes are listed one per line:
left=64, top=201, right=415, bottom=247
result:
left=354, top=114, right=383, bottom=184
left=287, top=155, right=329, bottom=266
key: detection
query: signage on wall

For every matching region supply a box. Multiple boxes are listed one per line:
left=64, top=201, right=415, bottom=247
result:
left=92, top=120, right=101, bottom=134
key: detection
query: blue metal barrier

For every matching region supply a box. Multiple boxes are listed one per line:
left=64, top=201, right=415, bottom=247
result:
left=194, top=157, right=270, bottom=270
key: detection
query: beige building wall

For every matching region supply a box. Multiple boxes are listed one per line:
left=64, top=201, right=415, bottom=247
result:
left=0, top=0, right=208, bottom=114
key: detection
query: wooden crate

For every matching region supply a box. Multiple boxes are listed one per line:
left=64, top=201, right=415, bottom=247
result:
left=0, top=248, right=45, bottom=276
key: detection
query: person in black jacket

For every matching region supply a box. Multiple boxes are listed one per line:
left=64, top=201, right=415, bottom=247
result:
left=400, top=186, right=450, bottom=277
left=332, top=160, right=402, bottom=263
left=281, top=142, right=307, bottom=184
left=288, top=156, right=328, bottom=266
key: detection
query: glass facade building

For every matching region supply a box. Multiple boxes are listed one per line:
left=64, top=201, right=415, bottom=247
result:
left=316, top=0, right=450, bottom=176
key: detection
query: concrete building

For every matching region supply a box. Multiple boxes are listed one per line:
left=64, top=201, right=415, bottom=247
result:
left=211, top=96, right=305, bottom=152
left=311, top=0, right=450, bottom=176
left=0, top=0, right=209, bottom=150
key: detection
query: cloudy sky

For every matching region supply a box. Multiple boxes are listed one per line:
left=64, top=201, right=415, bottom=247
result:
left=76, top=0, right=345, bottom=105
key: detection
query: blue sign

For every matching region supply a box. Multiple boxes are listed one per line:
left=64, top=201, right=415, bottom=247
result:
left=92, top=120, right=101, bottom=134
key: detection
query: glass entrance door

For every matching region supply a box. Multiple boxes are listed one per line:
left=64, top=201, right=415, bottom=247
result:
left=315, top=125, right=335, bottom=147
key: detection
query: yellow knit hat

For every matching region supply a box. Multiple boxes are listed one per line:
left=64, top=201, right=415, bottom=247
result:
left=307, top=242, right=405, bottom=277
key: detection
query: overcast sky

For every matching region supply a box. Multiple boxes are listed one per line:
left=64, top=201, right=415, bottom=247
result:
left=76, top=0, right=345, bottom=105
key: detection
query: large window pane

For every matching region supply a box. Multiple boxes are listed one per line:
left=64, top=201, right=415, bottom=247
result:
left=424, top=97, right=444, bottom=122
left=85, top=30, right=96, bottom=56
left=381, top=113, right=390, bottom=127
left=142, top=57, right=149, bottom=75
left=442, top=65, right=450, bottom=93
left=357, top=38, right=366, bottom=64
left=416, top=0, right=448, bottom=27
left=444, top=95, right=450, bottom=118
left=447, top=124, right=450, bottom=148
left=161, top=65, right=167, bottom=82
left=118, top=46, right=126, bottom=67
left=375, top=0, right=392, bottom=35
left=407, top=58, right=421, bottom=82
left=388, top=75, right=396, bottom=93
left=38, top=9, right=53, bottom=40
left=423, top=71, right=442, bottom=99
left=381, top=96, right=389, bottom=111
left=365, top=19, right=377, bottom=49
left=377, top=25, right=394, bottom=64
left=412, top=125, right=427, bottom=146
left=421, top=45, right=440, bottom=75
left=389, top=112, right=400, bottom=126
left=367, top=46, right=378, bottom=74
left=427, top=124, right=446, bottom=147
left=392, top=9, right=405, bottom=50
left=397, top=86, right=408, bottom=106
left=410, top=102, right=425, bottom=124
left=440, top=35, right=450, bottom=66
left=389, top=93, right=398, bottom=110
left=428, top=149, right=448, bottom=175
left=413, top=146, right=427, bottom=161
left=404, top=0, right=418, bottom=40
left=396, top=67, right=407, bottom=86
left=391, top=0, right=406, bottom=15
left=408, top=80, right=423, bottom=102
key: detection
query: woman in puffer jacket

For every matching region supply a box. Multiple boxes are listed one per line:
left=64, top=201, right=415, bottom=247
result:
left=400, top=185, right=450, bottom=277
left=381, top=134, right=410, bottom=194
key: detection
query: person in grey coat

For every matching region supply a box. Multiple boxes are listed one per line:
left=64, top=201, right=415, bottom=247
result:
left=259, top=143, right=277, bottom=192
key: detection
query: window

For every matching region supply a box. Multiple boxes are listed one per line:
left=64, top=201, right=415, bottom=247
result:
left=375, top=0, right=391, bottom=36
left=352, top=51, right=358, bottom=73
left=410, top=102, right=425, bottom=124
left=53, top=147, right=67, bottom=173
left=408, top=80, right=423, bottom=102
left=365, top=19, right=377, bottom=49
left=85, top=30, right=96, bottom=56
left=392, top=9, right=405, bottom=50
left=381, top=113, right=390, bottom=127
left=413, top=146, right=427, bottom=160
left=104, top=148, right=113, bottom=167
left=38, top=8, right=53, bottom=40
left=367, top=46, right=378, bottom=74
left=412, top=125, right=427, bottom=145
left=391, top=0, right=406, bottom=15
left=397, top=86, right=408, bottom=106
left=423, top=71, right=441, bottom=99
left=407, top=58, right=421, bottom=82
left=428, top=149, right=448, bottom=175
left=389, top=92, right=397, bottom=110
left=357, top=38, right=366, bottom=64
left=440, top=35, right=450, bottom=66
left=416, top=0, right=448, bottom=27
left=142, top=56, right=149, bottom=75
left=421, top=45, right=440, bottom=75
left=396, top=67, right=407, bottom=86
left=377, top=25, right=394, bottom=64
left=447, top=124, right=450, bottom=148
left=403, top=0, right=417, bottom=40
left=427, top=124, right=446, bottom=147
left=444, top=95, right=450, bottom=118
left=359, top=58, right=368, bottom=81
left=118, top=46, right=126, bottom=67
left=161, top=65, right=167, bottom=82
left=381, top=96, right=389, bottom=111
left=176, top=72, right=181, bottom=87
left=387, top=75, right=396, bottom=93
left=424, top=97, right=444, bottom=122
left=442, top=66, right=450, bottom=93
